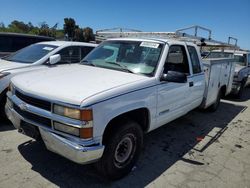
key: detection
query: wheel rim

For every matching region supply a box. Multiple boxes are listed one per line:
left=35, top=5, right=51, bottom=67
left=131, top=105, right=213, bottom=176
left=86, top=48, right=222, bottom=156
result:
left=114, top=133, right=136, bottom=168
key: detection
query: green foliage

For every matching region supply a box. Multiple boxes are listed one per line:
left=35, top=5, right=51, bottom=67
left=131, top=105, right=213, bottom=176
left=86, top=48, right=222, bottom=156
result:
left=74, top=28, right=84, bottom=41
left=37, top=22, right=56, bottom=37
left=63, top=18, right=76, bottom=40
left=63, top=18, right=95, bottom=42
left=83, top=27, right=95, bottom=42
left=0, top=19, right=95, bottom=42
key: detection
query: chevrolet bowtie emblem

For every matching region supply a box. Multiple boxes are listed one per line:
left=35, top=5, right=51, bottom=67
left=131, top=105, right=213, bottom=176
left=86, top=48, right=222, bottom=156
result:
left=18, top=103, right=28, bottom=111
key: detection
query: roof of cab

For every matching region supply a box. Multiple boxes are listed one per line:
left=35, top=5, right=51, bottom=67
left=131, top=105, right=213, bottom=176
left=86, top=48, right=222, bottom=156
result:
left=36, top=41, right=98, bottom=47
left=106, top=37, right=196, bottom=46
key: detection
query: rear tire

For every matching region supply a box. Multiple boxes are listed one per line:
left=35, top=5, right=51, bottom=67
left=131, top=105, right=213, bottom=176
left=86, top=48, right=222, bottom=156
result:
left=236, top=81, right=245, bottom=99
left=0, top=95, right=7, bottom=121
left=208, top=89, right=221, bottom=112
left=96, top=120, right=143, bottom=180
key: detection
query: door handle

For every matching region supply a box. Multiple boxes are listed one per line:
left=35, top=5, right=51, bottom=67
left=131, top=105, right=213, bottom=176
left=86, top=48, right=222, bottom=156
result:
left=189, top=82, right=194, bottom=87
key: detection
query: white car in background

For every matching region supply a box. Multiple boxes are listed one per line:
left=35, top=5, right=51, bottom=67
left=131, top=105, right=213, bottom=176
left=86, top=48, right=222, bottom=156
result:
left=0, top=41, right=97, bottom=119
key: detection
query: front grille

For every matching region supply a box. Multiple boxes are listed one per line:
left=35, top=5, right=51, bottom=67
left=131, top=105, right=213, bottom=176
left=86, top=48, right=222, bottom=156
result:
left=13, top=103, right=51, bottom=128
left=15, top=90, right=51, bottom=111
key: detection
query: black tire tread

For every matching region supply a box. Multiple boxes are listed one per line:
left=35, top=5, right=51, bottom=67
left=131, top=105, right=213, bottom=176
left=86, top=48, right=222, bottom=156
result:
left=96, top=120, right=143, bottom=180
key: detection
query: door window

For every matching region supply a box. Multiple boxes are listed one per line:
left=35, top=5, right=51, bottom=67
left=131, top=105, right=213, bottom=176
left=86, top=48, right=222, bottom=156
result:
left=164, top=45, right=190, bottom=74
left=187, top=46, right=202, bottom=74
left=57, top=46, right=81, bottom=64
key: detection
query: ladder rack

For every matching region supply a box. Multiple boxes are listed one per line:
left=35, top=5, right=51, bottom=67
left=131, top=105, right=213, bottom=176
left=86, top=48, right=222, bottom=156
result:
left=96, top=25, right=239, bottom=49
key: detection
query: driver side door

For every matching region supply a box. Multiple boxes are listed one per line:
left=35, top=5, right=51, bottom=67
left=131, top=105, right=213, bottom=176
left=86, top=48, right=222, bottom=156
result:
left=156, top=45, right=191, bottom=128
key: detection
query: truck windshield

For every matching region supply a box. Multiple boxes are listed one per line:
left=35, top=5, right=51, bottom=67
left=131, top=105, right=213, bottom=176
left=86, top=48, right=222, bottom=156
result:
left=3, top=44, right=57, bottom=64
left=234, top=54, right=246, bottom=66
left=82, top=40, right=163, bottom=76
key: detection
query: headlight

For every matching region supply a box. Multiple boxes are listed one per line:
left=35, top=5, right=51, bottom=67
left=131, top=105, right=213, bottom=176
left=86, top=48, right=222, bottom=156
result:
left=54, top=122, right=80, bottom=136
left=0, top=72, right=10, bottom=79
left=53, top=104, right=93, bottom=121
left=54, top=121, right=93, bottom=139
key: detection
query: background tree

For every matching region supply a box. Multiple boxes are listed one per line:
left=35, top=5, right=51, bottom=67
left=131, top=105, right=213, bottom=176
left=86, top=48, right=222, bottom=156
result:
left=0, top=19, right=95, bottom=41
left=74, top=28, right=84, bottom=41
left=0, top=22, right=5, bottom=32
left=63, top=18, right=76, bottom=40
left=8, top=20, right=30, bottom=33
left=37, top=22, right=56, bottom=37
left=82, top=27, right=95, bottom=42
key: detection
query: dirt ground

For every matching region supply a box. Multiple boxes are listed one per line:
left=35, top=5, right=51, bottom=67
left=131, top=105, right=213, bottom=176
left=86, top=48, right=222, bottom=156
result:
left=0, top=88, right=250, bottom=188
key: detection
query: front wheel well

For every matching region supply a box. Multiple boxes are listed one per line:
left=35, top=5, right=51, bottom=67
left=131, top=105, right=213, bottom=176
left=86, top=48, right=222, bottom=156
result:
left=102, top=108, right=150, bottom=145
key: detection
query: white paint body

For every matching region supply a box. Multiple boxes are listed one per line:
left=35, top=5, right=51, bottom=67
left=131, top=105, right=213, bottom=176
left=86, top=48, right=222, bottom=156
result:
left=7, top=38, right=235, bottom=164
left=10, top=38, right=234, bottom=138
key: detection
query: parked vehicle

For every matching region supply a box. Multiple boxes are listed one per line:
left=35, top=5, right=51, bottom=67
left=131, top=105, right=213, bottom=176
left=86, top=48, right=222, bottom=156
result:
left=0, top=41, right=97, bottom=119
left=0, top=32, right=55, bottom=58
left=207, top=49, right=250, bottom=97
left=5, top=26, right=235, bottom=179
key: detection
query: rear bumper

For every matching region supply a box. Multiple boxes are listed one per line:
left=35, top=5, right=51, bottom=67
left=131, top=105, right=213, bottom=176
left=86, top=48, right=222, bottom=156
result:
left=5, top=99, right=104, bottom=165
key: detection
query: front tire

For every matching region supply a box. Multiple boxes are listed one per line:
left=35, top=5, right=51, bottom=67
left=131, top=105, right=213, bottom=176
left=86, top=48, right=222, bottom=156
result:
left=96, top=120, right=143, bottom=180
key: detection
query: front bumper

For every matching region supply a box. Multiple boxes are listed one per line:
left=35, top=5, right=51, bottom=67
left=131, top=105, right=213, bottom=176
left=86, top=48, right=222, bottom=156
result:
left=5, top=99, right=104, bottom=165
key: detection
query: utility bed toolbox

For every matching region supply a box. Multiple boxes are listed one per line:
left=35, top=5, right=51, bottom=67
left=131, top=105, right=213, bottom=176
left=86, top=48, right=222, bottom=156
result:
left=202, top=58, right=235, bottom=108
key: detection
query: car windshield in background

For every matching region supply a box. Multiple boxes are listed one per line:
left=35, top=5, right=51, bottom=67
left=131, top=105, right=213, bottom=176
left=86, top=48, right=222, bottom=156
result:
left=3, top=44, right=57, bottom=64
left=206, top=52, right=234, bottom=58
left=82, top=40, right=163, bottom=76
left=234, top=54, right=246, bottom=66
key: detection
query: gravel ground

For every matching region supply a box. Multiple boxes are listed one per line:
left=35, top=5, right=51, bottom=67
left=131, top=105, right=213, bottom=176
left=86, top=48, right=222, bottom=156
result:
left=0, top=88, right=250, bottom=188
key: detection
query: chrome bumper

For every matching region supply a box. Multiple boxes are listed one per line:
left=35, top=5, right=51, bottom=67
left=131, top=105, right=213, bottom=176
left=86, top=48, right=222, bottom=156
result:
left=40, top=128, right=104, bottom=164
left=5, top=99, right=104, bottom=165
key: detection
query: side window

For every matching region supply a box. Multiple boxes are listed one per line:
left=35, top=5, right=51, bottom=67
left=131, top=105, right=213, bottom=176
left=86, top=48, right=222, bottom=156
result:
left=248, top=54, right=250, bottom=66
left=57, top=46, right=81, bottom=64
left=187, top=46, right=202, bottom=74
left=81, top=46, right=94, bottom=59
left=164, top=45, right=190, bottom=74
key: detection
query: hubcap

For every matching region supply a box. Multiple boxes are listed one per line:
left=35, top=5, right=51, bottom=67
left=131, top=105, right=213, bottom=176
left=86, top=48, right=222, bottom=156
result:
left=114, top=133, right=136, bottom=168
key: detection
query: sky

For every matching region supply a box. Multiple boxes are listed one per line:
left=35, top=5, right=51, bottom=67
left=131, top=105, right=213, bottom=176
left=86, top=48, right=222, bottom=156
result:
left=0, top=0, right=250, bottom=49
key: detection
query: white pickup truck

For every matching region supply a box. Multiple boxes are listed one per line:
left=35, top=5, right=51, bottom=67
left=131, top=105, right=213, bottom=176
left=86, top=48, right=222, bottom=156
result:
left=0, top=41, right=97, bottom=119
left=5, top=37, right=235, bottom=179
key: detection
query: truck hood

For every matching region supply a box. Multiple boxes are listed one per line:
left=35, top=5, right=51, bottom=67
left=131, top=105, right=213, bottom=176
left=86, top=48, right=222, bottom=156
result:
left=0, top=59, right=29, bottom=72
left=12, top=64, right=149, bottom=106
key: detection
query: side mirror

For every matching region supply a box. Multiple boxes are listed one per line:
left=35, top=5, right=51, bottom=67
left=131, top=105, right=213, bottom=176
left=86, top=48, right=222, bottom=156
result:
left=160, top=71, right=187, bottom=83
left=49, top=54, right=61, bottom=65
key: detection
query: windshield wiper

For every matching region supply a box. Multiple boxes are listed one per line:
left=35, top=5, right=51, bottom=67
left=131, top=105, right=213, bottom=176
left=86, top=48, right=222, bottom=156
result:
left=105, top=61, right=134, bottom=73
left=81, top=60, right=96, bottom=67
